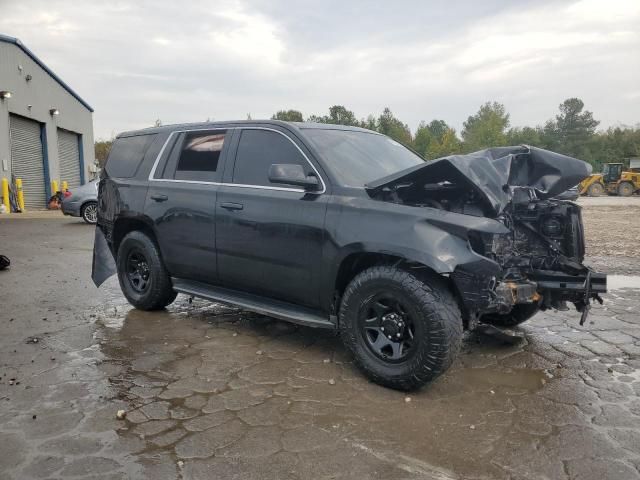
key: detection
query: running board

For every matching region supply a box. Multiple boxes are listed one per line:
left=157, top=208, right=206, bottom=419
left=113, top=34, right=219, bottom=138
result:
left=171, top=278, right=335, bottom=329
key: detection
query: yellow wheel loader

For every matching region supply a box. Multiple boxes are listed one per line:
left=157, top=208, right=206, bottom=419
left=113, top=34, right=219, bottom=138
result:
left=579, top=162, right=640, bottom=197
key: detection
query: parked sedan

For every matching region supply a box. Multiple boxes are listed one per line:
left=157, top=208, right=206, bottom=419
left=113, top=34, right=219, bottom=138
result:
left=61, top=180, right=98, bottom=224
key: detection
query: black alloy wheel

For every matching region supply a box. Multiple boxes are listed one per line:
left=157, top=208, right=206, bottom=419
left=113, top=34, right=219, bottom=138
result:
left=126, top=249, right=151, bottom=293
left=359, top=294, right=417, bottom=362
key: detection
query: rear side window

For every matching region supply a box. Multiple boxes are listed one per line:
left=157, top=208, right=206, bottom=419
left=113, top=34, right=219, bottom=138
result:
left=232, top=129, right=308, bottom=187
left=174, top=131, right=225, bottom=182
left=158, top=130, right=226, bottom=182
left=105, top=134, right=155, bottom=178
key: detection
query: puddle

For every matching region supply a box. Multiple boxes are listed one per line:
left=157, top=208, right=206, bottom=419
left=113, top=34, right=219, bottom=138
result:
left=453, top=366, right=549, bottom=394
left=86, top=298, right=559, bottom=475
left=606, top=274, right=640, bottom=290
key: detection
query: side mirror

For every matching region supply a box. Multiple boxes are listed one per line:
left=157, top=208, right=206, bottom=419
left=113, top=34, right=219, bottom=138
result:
left=268, top=164, right=320, bottom=191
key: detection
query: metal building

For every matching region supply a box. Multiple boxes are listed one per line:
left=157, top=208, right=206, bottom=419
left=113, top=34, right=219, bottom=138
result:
left=0, top=34, right=94, bottom=209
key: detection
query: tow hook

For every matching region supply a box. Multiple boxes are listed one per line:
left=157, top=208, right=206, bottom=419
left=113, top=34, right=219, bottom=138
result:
left=579, top=270, right=604, bottom=326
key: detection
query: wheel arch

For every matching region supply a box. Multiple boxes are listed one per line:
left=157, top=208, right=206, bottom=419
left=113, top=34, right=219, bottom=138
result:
left=331, top=247, right=460, bottom=314
left=112, top=215, right=159, bottom=255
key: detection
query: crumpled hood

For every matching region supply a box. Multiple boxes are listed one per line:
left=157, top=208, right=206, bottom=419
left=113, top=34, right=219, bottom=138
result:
left=365, top=146, right=592, bottom=215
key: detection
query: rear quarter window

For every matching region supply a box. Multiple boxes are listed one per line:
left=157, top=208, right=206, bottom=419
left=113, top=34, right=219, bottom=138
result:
left=104, top=134, right=156, bottom=178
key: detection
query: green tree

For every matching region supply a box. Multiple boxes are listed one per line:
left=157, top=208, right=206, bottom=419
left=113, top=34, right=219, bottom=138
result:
left=461, top=102, right=510, bottom=151
left=505, top=126, right=543, bottom=147
left=414, top=120, right=450, bottom=157
left=94, top=139, right=113, bottom=167
left=426, top=128, right=463, bottom=160
left=550, top=98, right=599, bottom=158
left=377, top=107, right=412, bottom=146
left=307, top=105, right=361, bottom=126
left=361, top=115, right=378, bottom=131
left=271, top=109, right=304, bottom=122
left=586, top=126, right=640, bottom=170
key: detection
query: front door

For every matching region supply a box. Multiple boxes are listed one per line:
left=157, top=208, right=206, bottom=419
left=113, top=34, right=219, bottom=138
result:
left=145, top=129, right=231, bottom=283
left=215, top=127, right=329, bottom=308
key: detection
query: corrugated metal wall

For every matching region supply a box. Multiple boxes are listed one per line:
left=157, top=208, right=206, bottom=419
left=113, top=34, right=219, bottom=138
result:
left=9, top=114, right=46, bottom=209
left=57, top=128, right=80, bottom=189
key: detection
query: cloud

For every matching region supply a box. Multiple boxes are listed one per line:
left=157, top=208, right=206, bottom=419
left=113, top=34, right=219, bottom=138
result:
left=1, top=0, right=638, bottom=138
left=208, top=8, right=285, bottom=68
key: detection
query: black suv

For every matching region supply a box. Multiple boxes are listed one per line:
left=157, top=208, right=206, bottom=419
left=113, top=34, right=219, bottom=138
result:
left=93, top=120, right=606, bottom=390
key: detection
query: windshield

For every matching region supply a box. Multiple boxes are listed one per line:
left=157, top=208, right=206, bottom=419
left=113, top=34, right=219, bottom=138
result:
left=303, top=129, right=424, bottom=187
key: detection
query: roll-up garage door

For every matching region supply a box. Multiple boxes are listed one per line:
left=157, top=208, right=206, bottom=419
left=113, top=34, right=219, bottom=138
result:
left=58, top=129, right=81, bottom=189
left=10, top=115, right=46, bottom=209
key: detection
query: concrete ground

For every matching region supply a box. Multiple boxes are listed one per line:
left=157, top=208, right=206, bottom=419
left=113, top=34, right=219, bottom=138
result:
left=1, top=199, right=640, bottom=480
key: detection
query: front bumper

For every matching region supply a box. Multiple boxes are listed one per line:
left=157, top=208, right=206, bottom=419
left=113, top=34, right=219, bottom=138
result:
left=451, top=260, right=607, bottom=319
left=530, top=269, right=607, bottom=298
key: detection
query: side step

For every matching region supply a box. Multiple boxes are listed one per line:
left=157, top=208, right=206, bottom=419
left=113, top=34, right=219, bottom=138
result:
left=172, top=278, right=335, bottom=329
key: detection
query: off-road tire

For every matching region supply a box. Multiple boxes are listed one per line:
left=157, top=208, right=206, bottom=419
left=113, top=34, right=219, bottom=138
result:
left=81, top=201, right=98, bottom=225
left=482, top=303, right=540, bottom=327
left=587, top=182, right=604, bottom=197
left=117, top=231, right=177, bottom=310
left=617, top=182, right=634, bottom=197
left=339, top=266, right=463, bottom=391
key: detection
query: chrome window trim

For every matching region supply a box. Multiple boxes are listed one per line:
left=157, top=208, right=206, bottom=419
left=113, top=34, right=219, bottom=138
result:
left=147, top=126, right=326, bottom=194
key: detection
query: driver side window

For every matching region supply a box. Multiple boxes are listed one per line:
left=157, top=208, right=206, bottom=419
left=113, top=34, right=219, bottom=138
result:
left=232, top=129, right=309, bottom=187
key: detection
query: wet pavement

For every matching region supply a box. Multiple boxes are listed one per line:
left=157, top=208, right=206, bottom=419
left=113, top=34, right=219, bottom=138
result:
left=2, top=216, right=640, bottom=479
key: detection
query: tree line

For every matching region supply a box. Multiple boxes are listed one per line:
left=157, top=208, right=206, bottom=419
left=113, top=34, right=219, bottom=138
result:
left=272, top=99, right=640, bottom=170
left=94, top=99, right=640, bottom=171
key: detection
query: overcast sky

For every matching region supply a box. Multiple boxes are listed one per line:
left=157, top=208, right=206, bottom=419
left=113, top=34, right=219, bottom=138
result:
left=2, top=0, right=639, bottom=139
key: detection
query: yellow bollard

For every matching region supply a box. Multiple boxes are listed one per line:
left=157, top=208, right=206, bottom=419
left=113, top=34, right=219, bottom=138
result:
left=62, top=180, right=68, bottom=192
left=1, top=178, right=9, bottom=211
left=51, top=180, right=59, bottom=194
left=16, top=178, right=25, bottom=211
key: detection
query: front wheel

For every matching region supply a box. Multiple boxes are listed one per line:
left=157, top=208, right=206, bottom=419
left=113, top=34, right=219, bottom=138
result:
left=339, top=266, right=462, bottom=391
left=116, top=231, right=177, bottom=310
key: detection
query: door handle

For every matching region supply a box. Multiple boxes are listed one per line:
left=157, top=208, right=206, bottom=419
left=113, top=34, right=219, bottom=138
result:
left=220, top=202, right=244, bottom=211
left=150, top=194, right=168, bottom=202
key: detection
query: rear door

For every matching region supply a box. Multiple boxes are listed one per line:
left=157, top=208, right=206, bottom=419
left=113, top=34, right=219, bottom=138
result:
left=145, top=128, right=231, bottom=283
left=215, top=127, right=329, bottom=308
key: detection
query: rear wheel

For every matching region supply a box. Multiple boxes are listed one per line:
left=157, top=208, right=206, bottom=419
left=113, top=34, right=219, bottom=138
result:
left=339, top=266, right=462, bottom=391
left=81, top=201, right=98, bottom=224
left=482, top=303, right=540, bottom=327
left=587, top=182, right=604, bottom=197
left=117, top=231, right=177, bottom=310
left=618, top=182, right=634, bottom=197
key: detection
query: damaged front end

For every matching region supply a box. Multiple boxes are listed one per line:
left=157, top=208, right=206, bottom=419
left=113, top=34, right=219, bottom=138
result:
left=366, top=145, right=606, bottom=325
left=464, top=195, right=606, bottom=325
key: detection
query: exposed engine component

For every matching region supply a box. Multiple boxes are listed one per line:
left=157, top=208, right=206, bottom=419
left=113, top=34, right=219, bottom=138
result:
left=365, top=146, right=606, bottom=323
left=476, top=197, right=585, bottom=271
